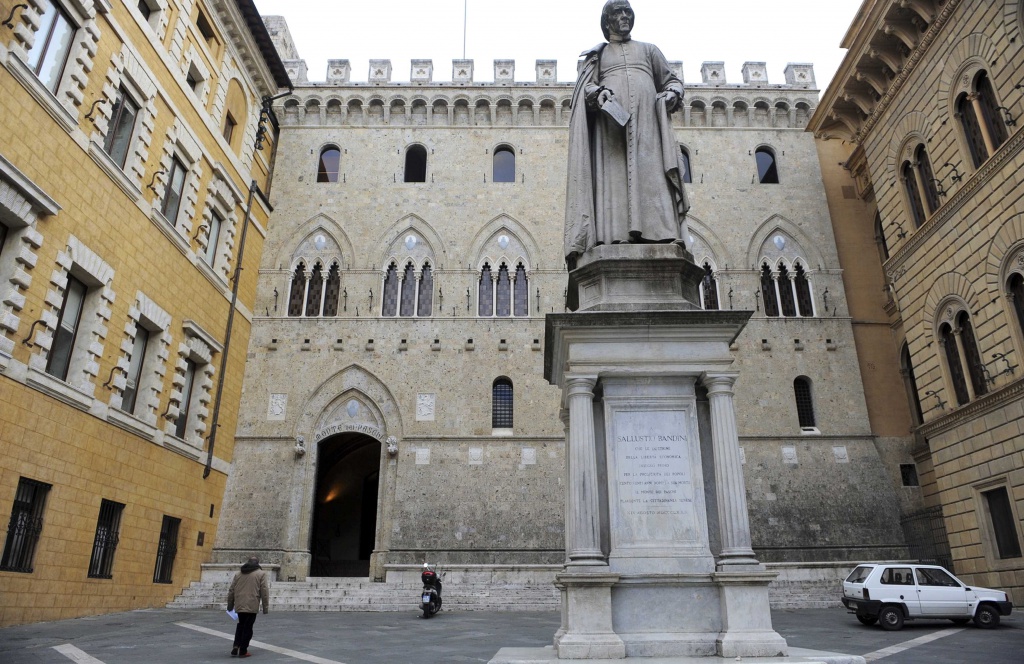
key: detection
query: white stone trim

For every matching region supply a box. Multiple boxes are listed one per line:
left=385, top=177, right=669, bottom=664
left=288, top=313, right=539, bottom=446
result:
left=164, top=321, right=218, bottom=449
left=92, top=43, right=158, bottom=189
left=154, top=119, right=204, bottom=238
left=107, top=291, right=171, bottom=425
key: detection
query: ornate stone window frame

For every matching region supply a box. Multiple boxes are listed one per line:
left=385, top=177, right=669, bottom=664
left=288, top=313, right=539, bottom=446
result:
left=972, top=476, right=1024, bottom=572
left=152, top=119, right=204, bottom=248
left=26, top=235, right=115, bottom=408
left=106, top=291, right=171, bottom=437
left=948, top=62, right=1004, bottom=172
left=198, top=166, right=243, bottom=282
left=933, top=297, right=982, bottom=407
left=4, top=0, right=102, bottom=132
left=125, top=0, right=169, bottom=39
left=0, top=155, right=57, bottom=368
left=164, top=319, right=221, bottom=456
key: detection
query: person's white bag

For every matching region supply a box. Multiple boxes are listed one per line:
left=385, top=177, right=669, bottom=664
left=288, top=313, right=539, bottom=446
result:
left=226, top=609, right=238, bottom=621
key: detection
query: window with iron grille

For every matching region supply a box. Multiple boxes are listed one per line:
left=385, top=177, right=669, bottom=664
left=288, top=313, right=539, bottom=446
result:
left=760, top=264, right=779, bottom=317
left=399, top=263, right=416, bottom=316
left=777, top=263, right=797, bottom=317
left=323, top=263, right=341, bottom=316
left=288, top=263, right=306, bottom=317
left=0, top=478, right=51, bottom=573
left=382, top=262, right=399, bottom=316
left=478, top=264, right=493, bottom=316
left=492, top=378, right=513, bottom=429
left=153, top=515, right=181, bottom=583
left=983, top=487, right=1022, bottom=559
left=793, top=377, right=815, bottom=429
left=495, top=264, right=511, bottom=317
left=513, top=264, right=528, bottom=316
left=417, top=264, right=433, bottom=316
left=794, top=263, right=813, bottom=317
left=88, top=499, right=125, bottom=579
left=305, top=263, right=324, bottom=317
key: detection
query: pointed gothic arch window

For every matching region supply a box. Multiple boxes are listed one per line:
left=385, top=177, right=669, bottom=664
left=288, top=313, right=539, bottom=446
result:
left=382, top=262, right=399, bottom=317
left=418, top=263, right=433, bottom=317
left=513, top=263, right=529, bottom=316
left=288, top=263, right=306, bottom=317
left=794, top=262, right=813, bottom=317
left=399, top=262, right=417, bottom=316
left=478, top=263, right=494, bottom=317
left=777, top=262, right=797, bottom=317
left=317, top=146, right=341, bottom=183
left=305, top=263, right=324, bottom=317
left=404, top=144, right=427, bottom=183
left=492, top=377, right=513, bottom=429
left=495, top=263, right=512, bottom=317
left=755, top=147, right=779, bottom=184
left=701, top=262, right=719, bottom=310
left=761, top=263, right=780, bottom=317
left=793, top=376, right=816, bottom=430
left=323, top=263, right=341, bottom=317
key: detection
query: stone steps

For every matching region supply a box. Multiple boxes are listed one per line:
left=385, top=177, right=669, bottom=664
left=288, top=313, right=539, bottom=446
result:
left=168, top=578, right=561, bottom=612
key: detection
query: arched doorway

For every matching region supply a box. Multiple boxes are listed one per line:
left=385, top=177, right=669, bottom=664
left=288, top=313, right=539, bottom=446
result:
left=310, top=433, right=381, bottom=577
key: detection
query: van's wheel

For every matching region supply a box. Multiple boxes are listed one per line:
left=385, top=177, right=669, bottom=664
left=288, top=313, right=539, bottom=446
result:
left=878, top=606, right=904, bottom=631
left=856, top=615, right=878, bottom=626
left=950, top=618, right=970, bottom=625
left=974, top=604, right=1000, bottom=629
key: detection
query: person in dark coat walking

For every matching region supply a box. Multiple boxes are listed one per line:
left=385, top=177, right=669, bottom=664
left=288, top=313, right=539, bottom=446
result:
left=226, top=556, right=270, bottom=657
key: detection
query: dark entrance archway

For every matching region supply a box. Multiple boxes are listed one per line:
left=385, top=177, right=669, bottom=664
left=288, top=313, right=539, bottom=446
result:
left=310, top=433, right=381, bottom=577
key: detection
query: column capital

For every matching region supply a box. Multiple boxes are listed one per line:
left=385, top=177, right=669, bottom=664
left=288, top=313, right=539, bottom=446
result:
left=702, top=372, right=739, bottom=394
left=565, top=374, right=598, bottom=396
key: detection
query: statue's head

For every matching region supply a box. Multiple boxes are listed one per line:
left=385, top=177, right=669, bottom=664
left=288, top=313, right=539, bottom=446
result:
left=601, top=0, right=634, bottom=40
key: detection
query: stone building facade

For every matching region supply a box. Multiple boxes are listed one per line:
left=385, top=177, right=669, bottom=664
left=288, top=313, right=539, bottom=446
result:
left=209, top=16, right=911, bottom=585
left=811, top=0, right=1024, bottom=603
left=0, top=0, right=289, bottom=626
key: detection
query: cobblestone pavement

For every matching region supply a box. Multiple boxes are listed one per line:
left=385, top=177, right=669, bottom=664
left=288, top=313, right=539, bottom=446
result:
left=0, top=608, right=1020, bottom=663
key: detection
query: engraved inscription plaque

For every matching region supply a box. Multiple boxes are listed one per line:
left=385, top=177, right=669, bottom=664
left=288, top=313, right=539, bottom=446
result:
left=610, top=408, right=697, bottom=546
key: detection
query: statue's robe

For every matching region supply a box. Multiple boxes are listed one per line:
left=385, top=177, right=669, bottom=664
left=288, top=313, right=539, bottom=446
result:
left=564, top=39, right=690, bottom=263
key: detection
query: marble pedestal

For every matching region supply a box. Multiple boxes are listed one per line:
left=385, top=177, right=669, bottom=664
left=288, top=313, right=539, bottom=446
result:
left=532, top=245, right=787, bottom=660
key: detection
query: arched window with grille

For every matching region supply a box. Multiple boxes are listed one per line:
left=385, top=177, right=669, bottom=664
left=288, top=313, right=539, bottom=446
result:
left=382, top=262, right=399, bottom=317
left=288, top=263, right=306, bottom=317
left=761, top=263, right=780, bottom=317
left=317, top=146, right=340, bottom=183
left=793, top=377, right=816, bottom=431
left=418, top=263, right=433, bottom=317
left=513, top=263, right=529, bottom=316
left=478, top=263, right=493, bottom=316
left=304, top=263, right=324, bottom=317
left=777, top=262, right=797, bottom=317
left=794, top=262, right=814, bottom=316
left=492, top=377, right=513, bottom=429
left=399, top=262, right=417, bottom=316
left=323, top=263, right=341, bottom=317
left=755, top=147, right=779, bottom=184
left=700, top=262, right=719, bottom=310
left=404, top=144, right=427, bottom=182
left=957, top=70, right=1008, bottom=169
left=493, top=145, right=515, bottom=182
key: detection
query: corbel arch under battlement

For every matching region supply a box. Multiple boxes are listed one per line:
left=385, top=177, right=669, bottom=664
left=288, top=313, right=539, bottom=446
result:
left=272, top=214, right=355, bottom=272
left=374, top=214, right=447, bottom=270
left=467, top=214, right=541, bottom=270
left=745, top=214, right=823, bottom=271
left=296, top=364, right=405, bottom=445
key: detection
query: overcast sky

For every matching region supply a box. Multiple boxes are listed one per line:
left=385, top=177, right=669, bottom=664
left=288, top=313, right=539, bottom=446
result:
left=252, top=0, right=864, bottom=90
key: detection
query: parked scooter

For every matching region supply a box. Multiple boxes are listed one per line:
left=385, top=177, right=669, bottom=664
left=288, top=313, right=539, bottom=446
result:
left=420, top=563, right=444, bottom=618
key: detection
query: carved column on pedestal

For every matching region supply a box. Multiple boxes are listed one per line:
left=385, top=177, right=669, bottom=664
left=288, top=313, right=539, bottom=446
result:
left=565, top=374, right=605, bottom=565
left=704, top=373, right=759, bottom=567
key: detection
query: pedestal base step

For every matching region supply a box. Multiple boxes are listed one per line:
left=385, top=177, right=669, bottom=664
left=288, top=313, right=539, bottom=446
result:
left=488, top=646, right=865, bottom=664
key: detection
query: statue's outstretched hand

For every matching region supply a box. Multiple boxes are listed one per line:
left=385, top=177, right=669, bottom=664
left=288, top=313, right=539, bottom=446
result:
left=597, top=89, right=615, bottom=107
left=657, top=90, right=680, bottom=113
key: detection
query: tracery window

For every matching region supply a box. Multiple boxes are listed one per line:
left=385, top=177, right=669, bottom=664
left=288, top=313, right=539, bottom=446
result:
left=760, top=263, right=779, bottom=317
left=777, top=263, right=797, bottom=317
left=793, top=377, right=816, bottom=430
left=324, top=264, right=341, bottom=317
left=761, top=261, right=814, bottom=318
left=382, top=260, right=432, bottom=317
left=901, top=145, right=941, bottom=228
left=288, top=263, right=307, bottom=317
left=492, top=378, right=513, bottom=429
left=493, top=145, right=515, bottom=182
left=405, top=145, right=427, bottom=183
left=305, top=263, right=324, bottom=317
left=479, top=262, right=528, bottom=317
left=317, top=147, right=341, bottom=183
left=794, top=262, right=814, bottom=316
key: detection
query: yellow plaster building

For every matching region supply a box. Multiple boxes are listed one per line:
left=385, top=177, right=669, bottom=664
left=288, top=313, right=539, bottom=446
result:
left=0, top=0, right=289, bottom=626
left=812, top=0, right=1024, bottom=603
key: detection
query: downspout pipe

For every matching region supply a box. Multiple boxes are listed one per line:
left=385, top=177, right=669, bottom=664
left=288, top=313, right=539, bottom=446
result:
left=203, top=86, right=293, bottom=480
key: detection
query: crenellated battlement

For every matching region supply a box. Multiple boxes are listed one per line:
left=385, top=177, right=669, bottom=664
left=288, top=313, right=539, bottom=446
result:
left=278, top=56, right=815, bottom=90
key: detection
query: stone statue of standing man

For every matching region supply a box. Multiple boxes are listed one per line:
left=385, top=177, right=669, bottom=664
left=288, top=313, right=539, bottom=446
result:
left=564, top=0, right=691, bottom=267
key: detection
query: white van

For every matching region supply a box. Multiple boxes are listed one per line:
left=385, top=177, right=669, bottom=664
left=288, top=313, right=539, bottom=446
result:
left=840, top=563, right=1012, bottom=630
